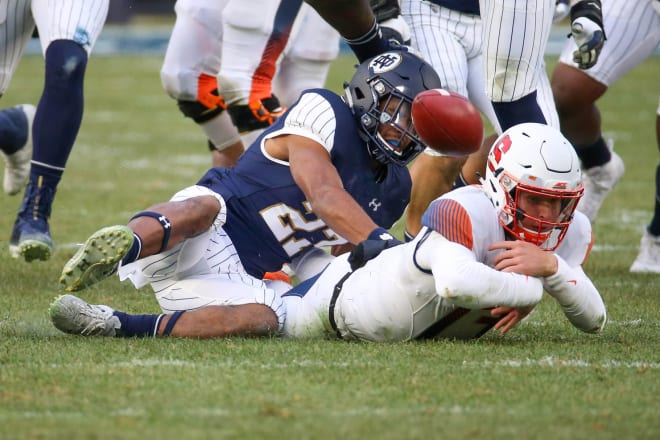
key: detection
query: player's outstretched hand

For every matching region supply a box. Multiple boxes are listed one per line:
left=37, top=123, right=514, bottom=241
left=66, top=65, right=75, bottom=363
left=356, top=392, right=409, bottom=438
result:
left=490, top=305, right=535, bottom=334
left=489, top=240, right=558, bottom=278
left=569, top=0, right=606, bottom=69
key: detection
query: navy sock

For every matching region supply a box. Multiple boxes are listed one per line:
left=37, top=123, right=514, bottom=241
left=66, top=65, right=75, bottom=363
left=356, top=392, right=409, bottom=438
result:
left=452, top=172, right=469, bottom=189
left=113, top=311, right=163, bottom=337
left=0, top=106, right=29, bottom=155
left=121, top=233, right=143, bottom=265
left=492, top=91, right=547, bottom=132
left=32, top=40, right=87, bottom=169
left=575, top=137, right=611, bottom=169
left=346, top=21, right=390, bottom=63
left=648, top=163, right=660, bottom=236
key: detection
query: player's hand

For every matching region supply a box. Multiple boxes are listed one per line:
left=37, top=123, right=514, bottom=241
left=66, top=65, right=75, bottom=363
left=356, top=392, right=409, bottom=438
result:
left=348, top=228, right=402, bottom=270
left=379, top=16, right=411, bottom=46
left=489, top=240, right=558, bottom=277
left=553, top=0, right=570, bottom=23
left=569, top=0, right=606, bottom=69
left=491, top=305, right=535, bottom=334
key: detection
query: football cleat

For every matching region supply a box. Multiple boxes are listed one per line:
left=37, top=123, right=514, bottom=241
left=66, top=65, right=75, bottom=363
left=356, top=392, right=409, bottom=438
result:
left=49, top=294, right=120, bottom=337
left=2, top=104, right=36, bottom=195
left=630, top=230, right=660, bottom=273
left=577, top=144, right=625, bottom=222
left=9, top=179, right=55, bottom=262
left=60, top=225, right=134, bottom=292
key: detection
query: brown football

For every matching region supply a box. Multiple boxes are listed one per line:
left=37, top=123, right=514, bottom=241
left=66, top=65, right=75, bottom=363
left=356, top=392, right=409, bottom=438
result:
left=412, top=88, right=484, bottom=156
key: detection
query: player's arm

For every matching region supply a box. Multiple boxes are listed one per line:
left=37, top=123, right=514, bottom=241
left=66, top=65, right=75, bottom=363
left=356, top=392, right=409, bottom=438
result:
left=542, top=255, right=607, bottom=333
left=489, top=240, right=606, bottom=333
left=415, top=230, right=544, bottom=309
left=267, top=134, right=382, bottom=244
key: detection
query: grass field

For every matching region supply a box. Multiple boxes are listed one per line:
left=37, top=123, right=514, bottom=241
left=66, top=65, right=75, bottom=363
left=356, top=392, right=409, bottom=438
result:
left=0, top=53, right=658, bottom=439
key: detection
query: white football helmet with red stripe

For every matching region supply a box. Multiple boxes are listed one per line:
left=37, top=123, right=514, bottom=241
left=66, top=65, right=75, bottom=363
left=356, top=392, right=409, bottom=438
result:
left=482, top=123, right=584, bottom=250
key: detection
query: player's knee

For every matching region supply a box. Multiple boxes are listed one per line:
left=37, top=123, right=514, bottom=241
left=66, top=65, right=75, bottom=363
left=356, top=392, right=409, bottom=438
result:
left=227, top=96, right=285, bottom=133
left=254, top=290, right=286, bottom=333
left=177, top=99, right=224, bottom=124
left=44, top=40, right=88, bottom=85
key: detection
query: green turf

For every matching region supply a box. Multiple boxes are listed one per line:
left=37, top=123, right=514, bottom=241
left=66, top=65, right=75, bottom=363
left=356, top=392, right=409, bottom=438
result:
left=0, top=53, right=658, bottom=439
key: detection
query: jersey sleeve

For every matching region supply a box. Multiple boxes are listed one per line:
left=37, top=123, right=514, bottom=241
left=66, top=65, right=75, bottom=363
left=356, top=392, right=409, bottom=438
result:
left=543, top=254, right=607, bottom=333
left=414, top=230, right=544, bottom=309
left=420, top=198, right=473, bottom=249
left=266, top=91, right=337, bottom=154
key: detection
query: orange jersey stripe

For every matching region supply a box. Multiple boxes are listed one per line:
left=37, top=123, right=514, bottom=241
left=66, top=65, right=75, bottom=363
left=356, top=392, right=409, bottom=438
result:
left=421, top=198, right=474, bottom=249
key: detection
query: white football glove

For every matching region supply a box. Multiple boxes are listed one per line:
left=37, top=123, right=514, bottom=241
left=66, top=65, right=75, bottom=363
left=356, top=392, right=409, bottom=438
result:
left=569, top=0, right=606, bottom=69
left=553, top=0, right=570, bottom=23
left=570, top=16, right=605, bottom=69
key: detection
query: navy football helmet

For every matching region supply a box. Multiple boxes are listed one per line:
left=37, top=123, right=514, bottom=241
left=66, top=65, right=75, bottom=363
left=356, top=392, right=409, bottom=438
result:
left=344, top=49, right=442, bottom=166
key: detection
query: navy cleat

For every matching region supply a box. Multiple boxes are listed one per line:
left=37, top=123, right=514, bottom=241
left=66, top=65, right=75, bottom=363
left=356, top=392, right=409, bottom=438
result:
left=59, top=225, right=134, bottom=292
left=9, top=181, right=55, bottom=262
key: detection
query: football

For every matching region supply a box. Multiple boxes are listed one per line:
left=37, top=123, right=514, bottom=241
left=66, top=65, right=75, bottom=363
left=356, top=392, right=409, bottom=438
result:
left=411, top=88, right=484, bottom=156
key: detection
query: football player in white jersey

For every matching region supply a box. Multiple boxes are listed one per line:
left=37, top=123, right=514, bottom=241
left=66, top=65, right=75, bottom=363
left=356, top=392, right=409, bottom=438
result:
left=49, top=123, right=607, bottom=341
left=282, top=122, right=606, bottom=341
left=551, top=0, right=660, bottom=272
left=0, top=0, right=109, bottom=262
left=160, top=0, right=340, bottom=167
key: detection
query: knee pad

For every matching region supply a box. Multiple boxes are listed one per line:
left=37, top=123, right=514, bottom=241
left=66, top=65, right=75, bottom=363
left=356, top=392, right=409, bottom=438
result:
left=227, top=95, right=285, bottom=133
left=177, top=73, right=227, bottom=124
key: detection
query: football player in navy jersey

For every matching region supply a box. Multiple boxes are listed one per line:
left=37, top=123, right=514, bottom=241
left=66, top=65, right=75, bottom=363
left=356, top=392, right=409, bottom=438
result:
left=50, top=49, right=442, bottom=339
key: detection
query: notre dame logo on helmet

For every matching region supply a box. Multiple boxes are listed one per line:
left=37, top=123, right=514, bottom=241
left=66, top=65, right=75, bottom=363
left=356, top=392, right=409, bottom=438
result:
left=369, top=52, right=403, bottom=74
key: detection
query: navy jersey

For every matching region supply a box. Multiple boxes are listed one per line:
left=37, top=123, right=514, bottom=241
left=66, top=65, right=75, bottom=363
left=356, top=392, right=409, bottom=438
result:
left=197, top=89, right=411, bottom=278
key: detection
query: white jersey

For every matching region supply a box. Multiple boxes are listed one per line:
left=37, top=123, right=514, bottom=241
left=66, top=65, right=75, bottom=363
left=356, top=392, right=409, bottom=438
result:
left=558, top=0, right=660, bottom=86
left=480, top=0, right=555, bottom=105
left=0, top=0, right=108, bottom=94
left=283, top=185, right=606, bottom=342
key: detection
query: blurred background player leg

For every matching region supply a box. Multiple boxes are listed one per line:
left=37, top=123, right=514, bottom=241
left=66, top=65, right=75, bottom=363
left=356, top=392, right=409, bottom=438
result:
left=480, top=0, right=560, bottom=131
left=0, top=1, right=36, bottom=198
left=0, top=104, right=35, bottom=196
left=160, top=0, right=244, bottom=168
left=551, top=0, right=659, bottom=223
left=630, top=99, right=660, bottom=273
left=271, top=3, right=340, bottom=108
left=219, top=0, right=300, bottom=146
left=9, top=0, right=109, bottom=262
left=304, top=0, right=392, bottom=62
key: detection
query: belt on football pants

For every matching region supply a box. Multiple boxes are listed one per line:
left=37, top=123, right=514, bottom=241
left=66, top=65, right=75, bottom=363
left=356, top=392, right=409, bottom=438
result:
left=328, top=270, right=355, bottom=339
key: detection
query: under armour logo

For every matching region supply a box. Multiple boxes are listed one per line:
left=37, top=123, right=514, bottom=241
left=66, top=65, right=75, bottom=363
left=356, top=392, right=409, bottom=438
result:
left=159, top=215, right=171, bottom=229
left=369, top=198, right=382, bottom=211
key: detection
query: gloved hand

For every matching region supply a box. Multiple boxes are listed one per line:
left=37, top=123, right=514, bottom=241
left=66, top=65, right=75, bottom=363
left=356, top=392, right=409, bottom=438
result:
left=569, top=0, right=606, bottom=69
left=348, top=228, right=403, bottom=270
left=552, top=0, right=570, bottom=23
left=379, top=16, right=411, bottom=46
